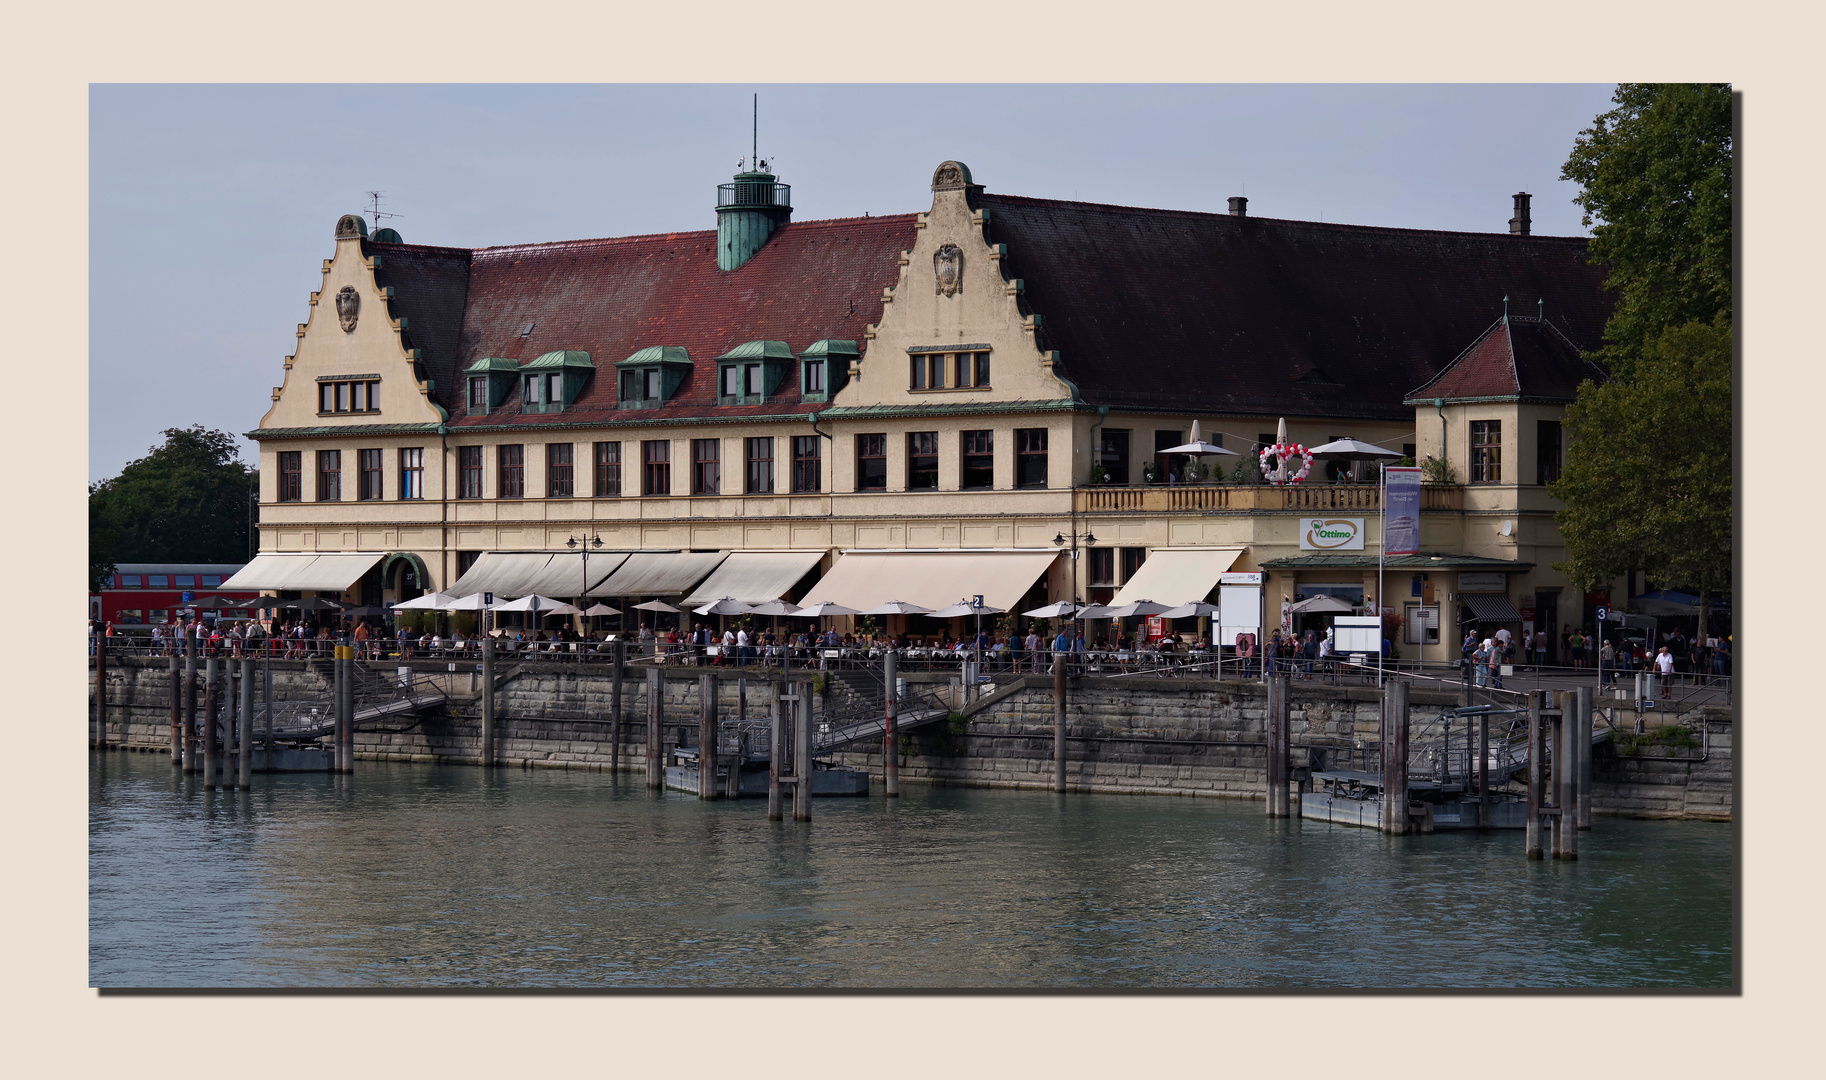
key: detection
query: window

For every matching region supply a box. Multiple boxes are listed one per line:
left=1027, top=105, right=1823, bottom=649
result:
left=467, top=378, right=489, bottom=411
left=456, top=550, right=483, bottom=578
left=644, top=369, right=661, bottom=400
left=1403, top=443, right=1417, bottom=464
left=1016, top=428, right=1048, bottom=488
left=399, top=447, right=424, bottom=499
left=1155, top=430, right=1186, bottom=482
left=722, top=365, right=742, bottom=398
left=803, top=360, right=825, bottom=393
left=458, top=445, right=483, bottom=499
left=691, top=439, right=720, bottom=495
left=358, top=449, right=383, bottom=500
left=175, top=575, right=196, bottom=588
left=317, top=379, right=379, bottom=414
left=1099, top=429, right=1130, bottom=484
left=973, top=351, right=991, bottom=387
left=498, top=444, right=525, bottom=498
left=1470, top=420, right=1502, bottom=484
left=1120, top=547, right=1147, bottom=583
left=745, top=437, right=774, bottom=494
left=909, top=352, right=948, bottom=390
left=907, top=432, right=939, bottom=490
left=316, top=449, right=341, bottom=501
left=120, top=575, right=142, bottom=588
left=792, top=435, right=821, bottom=493
left=593, top=441, right=622, bottom=497
left=909, top=350, right=988, bottom=390
left=856, top=434, right=887, bottom=491
left=523, top=374, right=539, bottom=408
left=546, top=443, right=574, bottom=498
left=961, top=430, right=994, bottom=489
left=1088, top=548, right=1116, bottom=586
left=745, top=365, right=763, bottom=396
left=148, top=575, right=169, bottom=588
left=642, top=440, right=671, bottom=496
left=278, top=451, right=302, bottom=502
left=1536, top=420, right=1562, bottom=485
left=547, top=373, right=563, bottom=408
left=202, top=575, right=222, bottom=587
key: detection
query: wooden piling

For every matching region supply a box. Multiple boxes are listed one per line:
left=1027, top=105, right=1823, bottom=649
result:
left=480, top=637, right=496, bottom=768
left=1053, top=651, right=1067, bottom=794
left=768, top=680, right=784, bottom=820
left=610, top=639, right=625, bottom=773
left=1575, top=685, right=1593, bottom=830
left=1272, top=675, right=1293, bottom=817
left=883, top=649, right=899, bottom=797
left=343, top=649, right=357, bottom=771
left=203, top=657, right=219, bottom=789
left=793, top=681, right=812, bottom=822
left=168, top=654, right=182, bottom=765
left=1525, top=691, right=1545, bottom=859
left=1380, top=678, right=1409, bottom=834
left=698, top=673, right=718, bottom=799
left=239, top=657, right=253, bottom=788
left=332, top=654, right=346, bottom=774
left=94, top=630, right=107, bottom=750
left=1477, top=714, right=1491, bottom=828
left=183, top=632, right=198, bottom=773
left=645, top=666, right=663, bottom=789
left=1556, top=693, right=1579, bottom=860
left=223, top=663, right=236, bottom=782
left=262, top=657, right=273, bottom=766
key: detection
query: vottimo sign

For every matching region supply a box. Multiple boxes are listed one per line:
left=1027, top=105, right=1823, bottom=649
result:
left=1299, top=517, right=1366, bottom=551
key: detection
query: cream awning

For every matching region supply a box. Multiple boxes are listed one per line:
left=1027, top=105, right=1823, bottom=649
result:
left=519, top=551, right=630, bottom=598
left=447, top=552, right=555, bottom=598
left=682, top=550, right=826, bottom=606
left=795, top=550, right=1059, bottom=612
left=592, top=551, right=730, bottom=597
left=221, top=553, right=386, bottom=592
left=1111, top=548, right=1243, bottom=606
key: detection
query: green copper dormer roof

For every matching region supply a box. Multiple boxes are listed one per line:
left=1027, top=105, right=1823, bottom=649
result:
left=799, top=339, right=860, bottom=358
left=715, top=340, right=795, bottom=362
left=463, top=356, right=522, bottom=374
left=523, top=349, right=595, bottom=370
left=618, top=345, right=691, bottom=366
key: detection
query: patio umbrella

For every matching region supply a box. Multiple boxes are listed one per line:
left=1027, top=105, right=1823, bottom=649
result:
left=1308, top=437, right=1402, bottom=460
left=1023, top=600, right=1083, bottom=619
left=581, top=603, right=622, bottom=617
left=1158, top=601, right=1221, bottom=619
left=190, top=596, right=243, bottom=610
left=391, top=592, right=454, bottom=610
left=441, top=593, right=498, bottom=611
left=1288, top=595, right=1354, bottom=614
left=1159, top=419, right=1239, bottom=458
left=1075, top=604, right=1118, bottom=620
left=859, top=600, right=934, bottom=615
left=340, top=605, right=391, bottom=619
left=925, top=601, right=1007, bottom=619
left=790, top=601, right=858, bottom=618
left=495, top=594, right=571, bottom=613
left=631, top=600, right=680, bottom=613
left=279, top=597, right=344, bottom=611
left=694, top=597, right=754, bottom=616
left=1102, top=599, right=1175, bottom=619
left=745, top=599, right=800, bottom=616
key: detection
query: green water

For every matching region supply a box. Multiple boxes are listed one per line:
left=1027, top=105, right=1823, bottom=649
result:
left=89, top=751, right=1733, bottom=988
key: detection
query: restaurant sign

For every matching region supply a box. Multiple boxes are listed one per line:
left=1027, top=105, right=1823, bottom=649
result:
left=1299, top=517, right=1365, bottom=551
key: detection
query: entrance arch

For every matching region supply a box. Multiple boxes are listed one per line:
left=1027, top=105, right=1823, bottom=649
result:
left=381, top=552, right=431, bottom=604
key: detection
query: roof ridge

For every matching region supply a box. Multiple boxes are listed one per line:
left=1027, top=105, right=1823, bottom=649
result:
left=449, top=213, right=922, bottom=260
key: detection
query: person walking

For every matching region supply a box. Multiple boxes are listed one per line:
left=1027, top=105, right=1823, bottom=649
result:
left=1655, top=645, right=1675, bottom=698
left=1599, top=637, right=1616, bottom=685
left=1026, top=627, right=1044, bottom=674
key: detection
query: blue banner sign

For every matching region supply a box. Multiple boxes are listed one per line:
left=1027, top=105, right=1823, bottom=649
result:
left=1384, top=467, right=1422, bottom=555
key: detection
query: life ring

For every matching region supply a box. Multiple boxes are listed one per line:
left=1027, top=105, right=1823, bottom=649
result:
left=1259, top=442, right=1314, bottom=485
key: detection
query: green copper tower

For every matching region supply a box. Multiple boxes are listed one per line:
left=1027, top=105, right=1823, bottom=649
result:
left=716, top=166, right=792, bottom=271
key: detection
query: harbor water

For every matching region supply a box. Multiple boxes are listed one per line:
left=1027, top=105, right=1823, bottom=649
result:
left=89, top=751, right=1732, bottom=988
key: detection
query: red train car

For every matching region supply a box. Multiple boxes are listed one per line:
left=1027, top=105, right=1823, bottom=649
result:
left=92, top=563, right=258, bottom=635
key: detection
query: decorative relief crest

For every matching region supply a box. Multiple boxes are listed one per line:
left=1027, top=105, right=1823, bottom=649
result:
left=934, top=244, right=963, bottom=297
left=334, top=214, right=367, bottom=239
left=931, top=160, right=973, bottom=191
left=336, top=286, right=361, bottom=333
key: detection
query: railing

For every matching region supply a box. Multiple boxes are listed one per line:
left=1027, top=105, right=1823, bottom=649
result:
left=1073, top=483, right=1466, bottom=514
left=716, top=181, right=791, bottom=209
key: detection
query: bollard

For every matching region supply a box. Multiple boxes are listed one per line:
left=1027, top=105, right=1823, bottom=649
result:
left=768, top=680, right=784, bottom=820
left=611, top=639, right=625, bottom=774
left=1525, top=691, right=1545, bottom=859
left=883, top=650, right=899, bottom=798
left=1575, top=684, right=1593, bottom=830
left=793, top=681, right=812, bottom=822
left=1053, top=651, right=1067, bottom=794
left=239, top=657, right=254, bottom=788
left=480, top=637, right=496, bottom=768
left=169, top=654, right=182, bottom=765
left=204, top=657, right=219, bottom=789
left=1380, top=677, right=1409, bottom=834
left=698, top=673, right=718, bottom=800
left=646, top=666, right=663, bottom=789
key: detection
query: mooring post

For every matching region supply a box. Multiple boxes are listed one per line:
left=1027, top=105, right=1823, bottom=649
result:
left=1264, top=675, right=1282, bottom=816
left=768, top=680, right=784, bottom=820
left=1276, top=674, right=1293, bottom=816
left=223, top=662, right=237, bottom=781
left=698, top=673, right=718, bottom=800
left=1575, top=684, right=1593, bottom=830
left=262, top=656, right=273, bottom=769
left=239, top=657, right=254, bottom=788
left=342, top=648, right=356, bottom=773
left=883, top=649, right=899, bottom=797
left=646, top=666, right=663, bottom=789
left=729, top=678, right=748, bottom=800
left=203, top=656, right=219, bottom=789
left=169, top=653, right=182, bottom=766
left=183, top=631, right=198, bottom=773
left=611, top=638, right=625, bottom=774
left=1478, top=714, right=1491, bottom=828
left=1381, top=677, right=1409, bottom=834
left=1053, top=648, right=1067, bottom=794
left=1556, top=691, right=1579, bottom=860
left=332, top=652, right=346, bottom=774
left=480, top=637, right=496, bottom=768
left=1525, top=691, right=1545, bottom=859
left=94, top=629, right=107, bottom=751
left=793, top=680, right=812, bottom=822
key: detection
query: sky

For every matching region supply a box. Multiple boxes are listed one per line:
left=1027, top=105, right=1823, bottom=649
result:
left=88, top=83, right=1620, bottom=484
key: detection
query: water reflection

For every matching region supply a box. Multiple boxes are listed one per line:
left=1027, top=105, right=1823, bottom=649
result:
left=90, top=753, right=1732, bottom=988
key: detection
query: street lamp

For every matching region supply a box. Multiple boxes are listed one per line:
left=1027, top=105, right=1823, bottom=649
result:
left=1052, top=530, right=1098, bottom=604
left=566, top=533, right=603, bottom=634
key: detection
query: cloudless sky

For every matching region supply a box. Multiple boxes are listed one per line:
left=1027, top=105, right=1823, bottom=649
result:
left=89, top=83, right=1618, bottom=483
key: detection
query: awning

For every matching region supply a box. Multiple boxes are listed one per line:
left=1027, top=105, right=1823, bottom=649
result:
left=447, top=552, right=555, bottom=598
left=592, top=551, right=730, bottom=597
left=682, top=550, right=825, bottom=606
left=1110, top=548, right=1243, bottom=606
left=220, top=553, right=385, bottom=592
left=519, top=551, right=629, bottom=598
left=1460, top=594, right=1524, bottom=623
left=795, top=550, right=1059, bottom=612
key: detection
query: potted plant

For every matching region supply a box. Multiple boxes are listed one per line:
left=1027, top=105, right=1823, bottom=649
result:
left=1142, top=461, right=1163, bottom=485
left=1087, top=465, right=1111, bottom=485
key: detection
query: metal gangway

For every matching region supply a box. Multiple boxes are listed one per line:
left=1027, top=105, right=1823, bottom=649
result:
left=263, top=663, right=448, bottom=741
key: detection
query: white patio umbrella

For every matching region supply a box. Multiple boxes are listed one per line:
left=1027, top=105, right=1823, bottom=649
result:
left=1308, top=437, right=1402, bottom=459
left=925, top=601, right=1007, bottom=619
left=694, top=597, right=754, bottom=616
left=858, top=600, right=934, bottom=615
left=1102, top=599, right=1176, bottom=619
left=790, top=601, right=859, bottom=618
left=1159, top=601, right=1221, bottom=619
left=581, top=603, right=622, bottom=617
left=441, top=593, right=498, bottom=611
left=1023, top=600, right=1083, bottom=619
left=745, top=599, right=801, bottom=617
left=1075, top=604, right=1118, bottom=620
left=494, top=594, right=571, bottom=613
left=391, top=591, right=454, bottom=610
left=631, top=600, right=680, bottom=613
left=1288, top=595, right=1354, bottom=614
left=1159, top=419, right=1240, bottom=458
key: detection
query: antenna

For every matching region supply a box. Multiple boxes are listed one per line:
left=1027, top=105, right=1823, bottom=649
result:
left=1538, top=297, right=1545, bottom=320
left=1502, top=294, right=1510, bottom=320
left=752, top=93, right=758, bottom=170
left=365, top=190, right=402, bottom=232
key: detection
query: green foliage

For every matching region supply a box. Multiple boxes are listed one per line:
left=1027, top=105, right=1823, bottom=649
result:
left=1561, top=83, right=1733, bottom=377
left=1087, top=465, right=1111, bottom=485
left=1420, top=455, right=1457, bottom=484
left=1551, top=319, right=1732, bottom=594
left=1613, top=725, right=1700, bottom=753
left=1230, top=458, right=1252, bottom=484
left=90, top=426, right=258, bottom=576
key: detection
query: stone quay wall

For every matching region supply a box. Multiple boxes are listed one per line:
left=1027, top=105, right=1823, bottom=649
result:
left=89, top=656, right=1732, bottom=819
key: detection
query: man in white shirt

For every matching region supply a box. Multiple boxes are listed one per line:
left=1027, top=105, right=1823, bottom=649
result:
left=735, top=626, right=750, bottom=667
left=1655, top=645, right=1675, bottom=696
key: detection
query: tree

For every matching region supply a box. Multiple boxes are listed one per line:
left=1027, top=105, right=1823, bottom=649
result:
left=89, top=426, right=259, bottom=579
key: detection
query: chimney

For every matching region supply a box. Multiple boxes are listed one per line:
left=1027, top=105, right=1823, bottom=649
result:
left=1228, top=196, right=1248, bottom=217
left=1509, top=191, right=1532, bottom=236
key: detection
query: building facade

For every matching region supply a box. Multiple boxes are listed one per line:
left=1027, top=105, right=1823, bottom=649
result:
left=236, top=161, right=1614, bottom=663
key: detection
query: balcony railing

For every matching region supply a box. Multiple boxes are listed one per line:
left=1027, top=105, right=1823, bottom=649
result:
left=716, top=181, right=791, bottom=210
left=1075, top=483, right=1464, bottom=514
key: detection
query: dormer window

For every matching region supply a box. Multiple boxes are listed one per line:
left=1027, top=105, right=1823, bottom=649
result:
left=714, top=340, right=793, bottom=406
left=616, top=346, right=691, bottom=409
left=461, top=357, right=520, bottom=416
left=797, top=339, right=857, bottom=404
left=518, top=350, right=593, bottom=414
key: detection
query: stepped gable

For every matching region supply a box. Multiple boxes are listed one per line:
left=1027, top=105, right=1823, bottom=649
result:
left=377, top=215, right=918, bottom=428
left=1403, top=315, right=1607, bottom=404
left=977, top=193, right=1613, bottom=420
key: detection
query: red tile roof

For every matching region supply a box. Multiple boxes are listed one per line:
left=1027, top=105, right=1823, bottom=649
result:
left=1403, top=316, right=1606, bottom=403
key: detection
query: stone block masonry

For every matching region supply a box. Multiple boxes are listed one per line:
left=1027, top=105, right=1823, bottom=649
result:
left=89, top=657, right=1732, bottom=819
